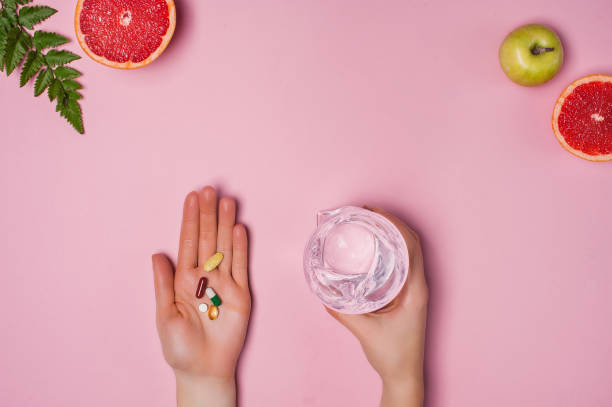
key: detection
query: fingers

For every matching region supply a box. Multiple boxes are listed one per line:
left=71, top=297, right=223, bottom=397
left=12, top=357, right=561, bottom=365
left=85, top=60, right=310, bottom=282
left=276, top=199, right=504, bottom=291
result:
left=152, top=253, right=177, bottom=317
left=367, top=206, right=428, bottom=306
left=177, top=192, right=200, bottom=270
left=368, top=207, right=422, bottom=267
left=370, top=207, right=420, bottom=245
left=216, top=197, right=236, bottom=275
left=198, top=186, right=217, bottom=262
left=231, top=224, right=249, bottom=288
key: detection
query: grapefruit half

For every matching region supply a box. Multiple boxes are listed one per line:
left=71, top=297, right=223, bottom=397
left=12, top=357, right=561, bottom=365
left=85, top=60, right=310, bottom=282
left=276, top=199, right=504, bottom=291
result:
left=75, top=0, right=176, bottom=69
left=552, top=75, right=612, bottom=162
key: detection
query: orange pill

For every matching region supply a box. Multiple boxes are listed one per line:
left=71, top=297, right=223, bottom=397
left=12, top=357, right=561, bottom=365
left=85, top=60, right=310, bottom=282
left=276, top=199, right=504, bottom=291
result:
left=208, top=305, right=219, bottom=320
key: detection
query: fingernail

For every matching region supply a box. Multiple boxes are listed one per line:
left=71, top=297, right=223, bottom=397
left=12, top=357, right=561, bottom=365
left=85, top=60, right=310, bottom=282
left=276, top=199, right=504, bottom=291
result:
left=203, top=186, right=215, bottom=199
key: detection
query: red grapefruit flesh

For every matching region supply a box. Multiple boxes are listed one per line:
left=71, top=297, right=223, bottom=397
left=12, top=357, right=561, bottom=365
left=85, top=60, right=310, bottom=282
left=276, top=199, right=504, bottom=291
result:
left=75, top=0, right=176, bottom=69
left=552, top=75, right=612, bottom=162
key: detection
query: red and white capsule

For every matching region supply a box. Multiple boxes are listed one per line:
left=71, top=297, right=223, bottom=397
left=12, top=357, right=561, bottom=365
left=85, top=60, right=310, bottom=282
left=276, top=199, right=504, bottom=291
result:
left=195, top=277, right=207, bottom=298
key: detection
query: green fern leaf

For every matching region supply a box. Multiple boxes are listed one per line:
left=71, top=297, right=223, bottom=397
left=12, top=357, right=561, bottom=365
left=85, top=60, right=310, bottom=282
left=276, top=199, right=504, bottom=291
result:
left=19, top=49, right=42, bottom=86
left=2, top=1, right=86, bottom=134
left=18, top=6, right=56, bottom=30
left=33, top=31, right=68, bottom=50
left=1, top=20, right=10, bottom=36
left=66, top=90, right=82, bottom=100
left=4, top=28, right=31, bottom=76
left=0, top=29, right=6, bottom=71
left=33, top=66, right=52, bottom=96
left=47, top=78, right=64, bottom=101
left=0, top=12, right=15, bottom=33
left=59, top=99, right=84, bottom=134
left=53, top=66, right=81, bottom=80
left=55, top=90, right=66, bottom=110
left=0, top=29, right=6, bottom=55
left=44, top=49, right=80, bottom=67
left=3, top=0, right=17, bottom=10
left=1, top=8, right=19, bottom=28
left=60, top=79, right=82, bottom=90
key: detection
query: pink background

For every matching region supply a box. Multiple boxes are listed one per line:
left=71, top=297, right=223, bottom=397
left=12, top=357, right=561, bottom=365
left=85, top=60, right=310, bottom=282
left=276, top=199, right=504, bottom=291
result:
left=1, top=0, right=612, bottom=406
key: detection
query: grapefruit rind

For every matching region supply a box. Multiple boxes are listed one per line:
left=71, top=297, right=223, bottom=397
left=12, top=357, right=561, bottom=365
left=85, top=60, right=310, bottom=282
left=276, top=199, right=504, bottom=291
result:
left=552, top=74, right=612, bottom=162
left=74, top=0, right=176, bottom=69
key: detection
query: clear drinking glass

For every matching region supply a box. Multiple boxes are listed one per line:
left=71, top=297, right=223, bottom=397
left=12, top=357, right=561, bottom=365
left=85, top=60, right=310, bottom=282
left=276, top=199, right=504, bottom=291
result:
left=303, top=206, right=409, bottom=314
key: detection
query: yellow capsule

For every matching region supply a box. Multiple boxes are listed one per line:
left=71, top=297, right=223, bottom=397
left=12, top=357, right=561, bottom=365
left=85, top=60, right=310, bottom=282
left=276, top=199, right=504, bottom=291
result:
left=208, top=305, right=219, bottom=320
left=203, top=252, right=224, bottom=272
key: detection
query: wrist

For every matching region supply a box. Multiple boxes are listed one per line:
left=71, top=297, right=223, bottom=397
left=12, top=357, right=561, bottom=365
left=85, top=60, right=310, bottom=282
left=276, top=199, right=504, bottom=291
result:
left=175, top=371, right=236, bottom=407
left=380, top=375, right=424, bottom=407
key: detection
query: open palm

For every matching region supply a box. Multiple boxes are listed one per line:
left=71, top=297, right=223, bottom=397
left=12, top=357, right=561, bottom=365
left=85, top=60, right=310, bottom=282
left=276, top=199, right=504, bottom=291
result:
left=153, top=186, right=251, bottom=381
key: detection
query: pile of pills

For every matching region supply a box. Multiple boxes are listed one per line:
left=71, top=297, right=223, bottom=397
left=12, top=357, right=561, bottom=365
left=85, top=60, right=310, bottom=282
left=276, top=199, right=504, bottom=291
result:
left=197, top=252, right=224, bottom=320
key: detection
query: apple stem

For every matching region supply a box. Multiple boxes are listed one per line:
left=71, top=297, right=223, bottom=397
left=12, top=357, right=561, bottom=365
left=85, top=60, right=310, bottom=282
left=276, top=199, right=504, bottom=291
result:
left=531, top=46, right=555, bottom=55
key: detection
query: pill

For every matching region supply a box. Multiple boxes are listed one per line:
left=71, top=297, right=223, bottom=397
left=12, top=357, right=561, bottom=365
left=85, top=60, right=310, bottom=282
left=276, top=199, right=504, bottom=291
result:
left=198, top=303, right=209, bottom=313
left=195, top=277, right=207, bottom=298
left=205, top=287, right=221, bottom=306
left=208, top=305, right=219, bottom=320
left=203, top=252, right=224, bottom=272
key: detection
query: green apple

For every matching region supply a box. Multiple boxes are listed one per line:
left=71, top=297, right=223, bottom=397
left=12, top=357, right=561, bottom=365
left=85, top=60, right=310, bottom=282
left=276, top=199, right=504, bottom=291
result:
left=499, top=24, right=564, bottom=86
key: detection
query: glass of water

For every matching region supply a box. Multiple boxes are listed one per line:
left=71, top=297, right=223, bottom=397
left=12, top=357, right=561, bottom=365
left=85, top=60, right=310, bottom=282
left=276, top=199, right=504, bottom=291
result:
left=303, top=206, right=409, bottom=314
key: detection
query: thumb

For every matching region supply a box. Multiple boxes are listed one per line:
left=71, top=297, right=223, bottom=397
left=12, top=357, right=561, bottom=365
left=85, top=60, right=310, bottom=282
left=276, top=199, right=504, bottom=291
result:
left=152, top=253, right=177, bottom=318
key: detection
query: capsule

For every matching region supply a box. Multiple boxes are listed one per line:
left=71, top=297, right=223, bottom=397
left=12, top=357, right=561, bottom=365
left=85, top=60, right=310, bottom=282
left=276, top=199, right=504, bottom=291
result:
left=205, top=287, right=221, bottom=306
left=208, top=305, right=219, bottom=320
left=203, top=252, right=224, bottom=272
left=198, top=303, right=209, bottom=313
left=195, top=277, right=207, bottom=298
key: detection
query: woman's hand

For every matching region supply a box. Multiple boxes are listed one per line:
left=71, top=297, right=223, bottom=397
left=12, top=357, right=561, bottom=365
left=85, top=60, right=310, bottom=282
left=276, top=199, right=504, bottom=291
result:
left=152, top=186, right=251, bottom=407
left=327, top=207, right=428, bottom=407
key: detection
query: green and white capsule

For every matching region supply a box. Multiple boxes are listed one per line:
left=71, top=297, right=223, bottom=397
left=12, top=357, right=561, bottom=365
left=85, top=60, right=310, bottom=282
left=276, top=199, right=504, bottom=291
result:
left=206, top=287, right=221, bottom=306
